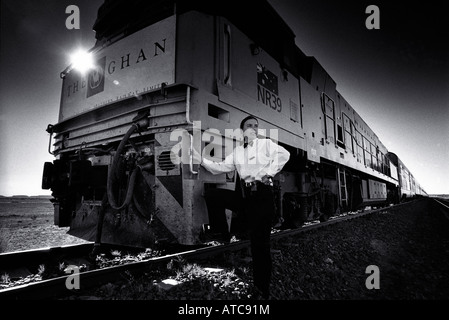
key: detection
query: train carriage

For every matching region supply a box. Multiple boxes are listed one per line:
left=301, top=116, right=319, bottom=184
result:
left=42, top=0, right=425, bottom=248
left=387, top=152, right=427, bottom=200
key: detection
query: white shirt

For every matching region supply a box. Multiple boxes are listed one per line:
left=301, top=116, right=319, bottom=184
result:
left=201, top=138, right=290, bottom=183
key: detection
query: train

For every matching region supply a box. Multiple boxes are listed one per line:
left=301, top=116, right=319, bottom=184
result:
left=41, top=0, right=426, bottom=248
left=387, top=152, right=427, bottom=201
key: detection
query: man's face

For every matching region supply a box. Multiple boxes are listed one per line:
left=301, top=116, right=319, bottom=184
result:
left=242, top=118, right=258, bottom=141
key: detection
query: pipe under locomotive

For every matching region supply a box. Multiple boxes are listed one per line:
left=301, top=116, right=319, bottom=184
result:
left=42, top=0, right=426, bottom=248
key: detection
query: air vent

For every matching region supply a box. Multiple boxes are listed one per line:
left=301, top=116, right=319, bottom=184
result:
left=155, top=146, right=180, bottom=176
left=158, top=151, right=176, bottom=171
left=290, top=100, right=299, bottom=122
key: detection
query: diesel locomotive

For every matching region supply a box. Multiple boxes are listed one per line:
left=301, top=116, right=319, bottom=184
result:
left=42, top=0, right=426, bottom=248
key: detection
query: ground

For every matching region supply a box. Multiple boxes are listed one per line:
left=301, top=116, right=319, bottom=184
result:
left=0, top=198, right=88, bottom=253
left=1, top=198, right=448, bottom=302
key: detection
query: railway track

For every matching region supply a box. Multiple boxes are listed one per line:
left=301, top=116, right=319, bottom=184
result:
left=0, top=199, right=433, bottom=300
left=430, top=197, right=449, bottom=221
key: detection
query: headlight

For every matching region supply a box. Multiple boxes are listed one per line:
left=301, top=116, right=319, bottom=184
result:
left=70, top=49, right=94, bottom=74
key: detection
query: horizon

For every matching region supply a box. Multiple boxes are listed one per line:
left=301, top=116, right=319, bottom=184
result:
left=0, top=194, right=52, bottom=198
left=2, top=193, right=449, bottom=198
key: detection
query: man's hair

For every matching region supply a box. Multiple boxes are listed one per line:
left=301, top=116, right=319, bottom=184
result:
left=240, top=115, right=258, bottom=130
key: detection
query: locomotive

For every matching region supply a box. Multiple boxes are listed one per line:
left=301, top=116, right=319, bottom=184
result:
left=42, top=0, right=426, bottom=248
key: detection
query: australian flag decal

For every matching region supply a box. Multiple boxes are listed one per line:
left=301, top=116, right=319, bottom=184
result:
left=257, top=63, right=278, bottom=95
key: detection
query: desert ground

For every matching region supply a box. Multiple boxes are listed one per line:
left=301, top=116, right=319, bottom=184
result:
left=0, top=197, right=89, bottom=253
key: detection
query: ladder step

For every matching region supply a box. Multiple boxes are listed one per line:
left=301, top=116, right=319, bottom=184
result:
left=338, top=168, right=348, bottom=206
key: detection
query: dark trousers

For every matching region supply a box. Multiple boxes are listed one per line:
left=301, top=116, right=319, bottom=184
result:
left=243, top=182, right=275, bottom=298
left=204, top=181, right=274, bottom=298
left=204, top=187, right=242, bottom=240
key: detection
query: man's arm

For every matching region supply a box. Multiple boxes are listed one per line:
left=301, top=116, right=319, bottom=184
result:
left=189, top=135, right=236, bottom=175
left=201, top=152, right=236, bottom=175
left=262, top=140, right=290, bottom=178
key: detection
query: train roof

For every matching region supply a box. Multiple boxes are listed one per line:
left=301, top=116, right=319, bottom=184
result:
left=93, top=0, right=296, bottom=39
left=92, top=0, right=312, bottom=78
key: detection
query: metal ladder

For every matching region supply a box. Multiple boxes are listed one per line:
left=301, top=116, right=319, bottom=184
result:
left=338, top=168, right=348, bottom=207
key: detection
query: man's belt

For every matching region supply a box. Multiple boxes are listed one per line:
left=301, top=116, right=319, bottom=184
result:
left=244, top=177, right=273, bottom=188
left=244, top=181, right=257, bottom=187
left=242, top=180, right=273, bottom=196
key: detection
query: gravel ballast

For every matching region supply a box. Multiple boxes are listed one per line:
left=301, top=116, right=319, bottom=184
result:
left=64, top=198, right=449, bottom=301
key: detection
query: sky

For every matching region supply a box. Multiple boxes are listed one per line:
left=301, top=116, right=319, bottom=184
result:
left=0, top=0, right=448, bottom=196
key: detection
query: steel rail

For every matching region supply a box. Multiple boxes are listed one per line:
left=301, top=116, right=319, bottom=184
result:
left=0, top=200, right=424, bottom=300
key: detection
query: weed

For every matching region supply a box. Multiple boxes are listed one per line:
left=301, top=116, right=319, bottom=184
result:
left=110, top=250, right=121, bottom=257
left=182, top=263, right=206, bottom=278
left=1, top=273, right=10, bottom=284
left=58, top=262, right=66, bottom=273
left=38, top=264, right=46, bottom=275
left=167, top=255, right=186, bottom=271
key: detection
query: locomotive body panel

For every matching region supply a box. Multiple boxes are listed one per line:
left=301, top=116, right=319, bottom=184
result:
left=60, top=15, right=177, bottom=122
left=300, top=76, right=397, bottom=187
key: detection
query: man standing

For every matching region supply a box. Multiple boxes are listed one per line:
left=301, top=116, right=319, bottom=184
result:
left=193, top=115, right=290, bottom=299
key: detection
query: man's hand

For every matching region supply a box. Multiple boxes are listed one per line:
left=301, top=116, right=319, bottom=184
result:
left=261, top=175, right=273, bottom=186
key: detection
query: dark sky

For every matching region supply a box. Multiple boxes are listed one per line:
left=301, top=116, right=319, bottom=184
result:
left=0, top=0, right=448, bottom=195
left=271, top=0, right=449, bottom=195
left=0, top=0, right=103, bottom=195
left=273, top=0, right=448, bottom=99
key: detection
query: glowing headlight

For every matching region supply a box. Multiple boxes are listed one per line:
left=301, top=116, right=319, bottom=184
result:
left=70, top=49, right=94, bottom=74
